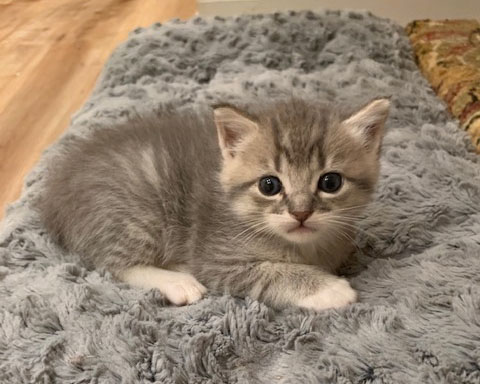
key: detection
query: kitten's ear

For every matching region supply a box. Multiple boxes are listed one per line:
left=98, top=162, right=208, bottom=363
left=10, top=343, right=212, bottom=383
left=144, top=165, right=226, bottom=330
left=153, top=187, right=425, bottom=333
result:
left=213, top=105, right=258, bottom=159
left=341, top=99, right=390, bottom=152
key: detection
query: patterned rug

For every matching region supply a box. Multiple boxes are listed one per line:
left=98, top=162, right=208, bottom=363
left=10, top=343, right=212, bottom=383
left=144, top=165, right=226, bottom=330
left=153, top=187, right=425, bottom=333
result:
left=407, top=19, right=480, bottom=152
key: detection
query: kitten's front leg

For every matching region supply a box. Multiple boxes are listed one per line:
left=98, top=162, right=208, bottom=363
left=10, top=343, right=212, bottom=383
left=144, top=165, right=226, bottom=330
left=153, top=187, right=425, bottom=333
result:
left=216, top=261, right=357, bottom=311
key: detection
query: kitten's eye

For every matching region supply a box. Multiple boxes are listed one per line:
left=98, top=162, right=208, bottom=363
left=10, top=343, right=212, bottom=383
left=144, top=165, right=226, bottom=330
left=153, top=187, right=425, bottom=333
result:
left=259, top=176, right=282, bottom=196
left=318, top=173, right=342, bottom=193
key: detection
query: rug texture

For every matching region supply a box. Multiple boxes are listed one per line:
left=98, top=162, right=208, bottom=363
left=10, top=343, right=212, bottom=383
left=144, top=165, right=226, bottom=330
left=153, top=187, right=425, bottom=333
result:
left=406, top=19, right=480, bottom=152
left=1, top=10, right=480, bottom=384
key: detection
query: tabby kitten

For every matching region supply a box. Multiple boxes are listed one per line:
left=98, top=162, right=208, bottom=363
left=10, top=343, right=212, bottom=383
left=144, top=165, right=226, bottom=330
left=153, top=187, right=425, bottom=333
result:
left=39, top=98, right=389, bottom=311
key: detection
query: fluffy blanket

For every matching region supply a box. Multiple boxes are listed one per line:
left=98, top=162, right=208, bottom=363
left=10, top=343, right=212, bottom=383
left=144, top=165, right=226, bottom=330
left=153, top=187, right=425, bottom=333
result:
left=1, top=10, right=480, bottom=383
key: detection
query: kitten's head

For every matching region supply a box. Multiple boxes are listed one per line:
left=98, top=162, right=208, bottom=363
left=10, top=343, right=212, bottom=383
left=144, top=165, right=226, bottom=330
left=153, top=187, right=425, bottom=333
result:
left=213, top=98, right=389, bottom=244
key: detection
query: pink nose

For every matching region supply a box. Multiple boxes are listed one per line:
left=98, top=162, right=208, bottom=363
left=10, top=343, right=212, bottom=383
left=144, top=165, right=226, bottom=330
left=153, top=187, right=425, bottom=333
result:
left=290, top=211, right=312, bottom=223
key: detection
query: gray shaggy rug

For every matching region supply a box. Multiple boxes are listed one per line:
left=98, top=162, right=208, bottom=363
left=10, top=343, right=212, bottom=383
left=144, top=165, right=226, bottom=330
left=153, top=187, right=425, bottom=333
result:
left=1, top=10, right=480, bottom=384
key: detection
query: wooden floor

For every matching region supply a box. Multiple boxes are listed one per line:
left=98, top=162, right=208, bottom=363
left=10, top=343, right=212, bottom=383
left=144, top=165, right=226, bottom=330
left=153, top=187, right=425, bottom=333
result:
left=0, top=0, right=196, bottom=218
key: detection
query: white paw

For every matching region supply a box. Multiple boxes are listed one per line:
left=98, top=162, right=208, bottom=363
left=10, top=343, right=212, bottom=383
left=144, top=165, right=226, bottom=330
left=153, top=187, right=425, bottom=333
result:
left=296, top=278, right=357, bottom=311
left=162, top=272, right=207, bottom=306
left=120, top=266, right=207, bottom=306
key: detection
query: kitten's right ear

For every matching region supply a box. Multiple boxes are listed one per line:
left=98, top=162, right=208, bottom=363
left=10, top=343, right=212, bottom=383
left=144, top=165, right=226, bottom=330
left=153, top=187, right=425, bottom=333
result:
left=213, top=105, right=258, bottom=159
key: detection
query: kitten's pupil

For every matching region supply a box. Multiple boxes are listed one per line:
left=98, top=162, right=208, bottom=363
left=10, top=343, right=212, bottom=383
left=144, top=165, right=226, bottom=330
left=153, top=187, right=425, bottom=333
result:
left=319, top=173, right=342, bottom=193
left=259, top=176, right=282, bottom=196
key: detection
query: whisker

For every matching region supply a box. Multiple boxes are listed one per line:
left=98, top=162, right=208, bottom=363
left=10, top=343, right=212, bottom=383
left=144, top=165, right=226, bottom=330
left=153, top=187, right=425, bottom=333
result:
left=330, top=228, right=362, bottom=255
left=325, top=220, right=382, bottom=243
left=230, top=221, right=267, bottom=243
left=238, top=224, right=273, bottom=247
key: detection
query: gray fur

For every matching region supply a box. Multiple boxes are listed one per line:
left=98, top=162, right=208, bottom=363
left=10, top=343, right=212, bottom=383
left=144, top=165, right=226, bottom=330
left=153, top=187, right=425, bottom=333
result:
left=1, top=10, right=480, bottom=383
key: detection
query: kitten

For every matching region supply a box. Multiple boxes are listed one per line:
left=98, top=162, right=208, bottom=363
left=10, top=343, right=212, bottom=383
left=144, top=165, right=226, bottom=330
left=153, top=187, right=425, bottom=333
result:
left=38, top=98, right=389, bottom=311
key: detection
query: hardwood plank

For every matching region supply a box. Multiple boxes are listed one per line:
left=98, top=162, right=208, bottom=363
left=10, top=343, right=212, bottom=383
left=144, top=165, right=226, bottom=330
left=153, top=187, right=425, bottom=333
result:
left=0, top=0, right=196, bottom=217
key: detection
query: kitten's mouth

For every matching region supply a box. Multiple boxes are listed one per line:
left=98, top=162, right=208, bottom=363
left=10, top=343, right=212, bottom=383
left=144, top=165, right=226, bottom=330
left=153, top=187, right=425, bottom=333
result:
left=287, top=224, right=314, bottom=234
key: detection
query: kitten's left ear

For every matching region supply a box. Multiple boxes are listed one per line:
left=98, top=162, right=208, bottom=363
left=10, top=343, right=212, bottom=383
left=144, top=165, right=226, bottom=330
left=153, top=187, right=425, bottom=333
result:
left=341, top=98, right=390, bottom=152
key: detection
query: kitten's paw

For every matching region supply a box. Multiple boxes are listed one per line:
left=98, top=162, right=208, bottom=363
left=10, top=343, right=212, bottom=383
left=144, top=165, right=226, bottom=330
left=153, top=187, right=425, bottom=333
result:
left=120, top=266, right=207, bottom=306
left=163, top=273, right=207, bottom=306
left=296, top=278, right=357, bottom=311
